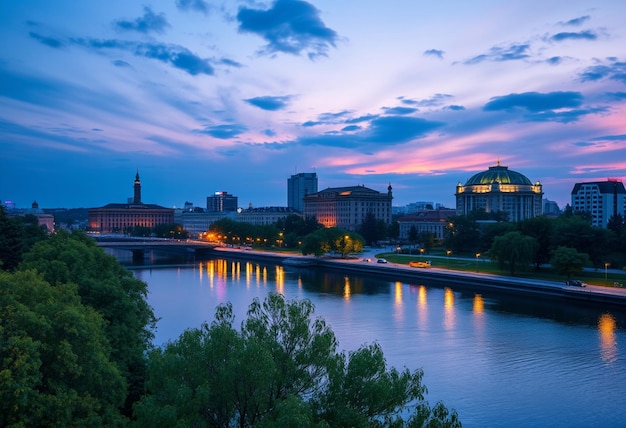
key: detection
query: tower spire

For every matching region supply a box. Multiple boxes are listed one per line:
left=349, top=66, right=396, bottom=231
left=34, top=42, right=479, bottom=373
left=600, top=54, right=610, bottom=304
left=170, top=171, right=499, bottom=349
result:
left=133, top=170, right=142, bottom=204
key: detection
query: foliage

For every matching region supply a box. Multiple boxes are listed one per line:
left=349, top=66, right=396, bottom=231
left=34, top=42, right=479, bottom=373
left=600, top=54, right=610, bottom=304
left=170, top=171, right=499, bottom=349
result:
left=0, top=270, right=127, bottom=426
left=488, top=231, right=538, bottom=275
left=134, top=293, right=460, bottom=428
left=301, top=228, right=364, bottom=257
left=0, top=207, right=48, bottom=271
left=550, top=246, right=591, bottom=279
left=517, top=216, right=554, bottom=269
left=125, top=225, right=152, bottom=237
left=152, top=223, right=189, bottom=239
left=444, top=215, right=481, bottom=254
left=551, top=215, right=610, bottom=268
left=18, top=230, right=156, bottom=415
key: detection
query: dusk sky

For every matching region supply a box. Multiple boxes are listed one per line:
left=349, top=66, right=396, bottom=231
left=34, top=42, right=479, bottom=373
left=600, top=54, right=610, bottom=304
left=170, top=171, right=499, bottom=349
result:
left=2, top=1, right=626, bottom=210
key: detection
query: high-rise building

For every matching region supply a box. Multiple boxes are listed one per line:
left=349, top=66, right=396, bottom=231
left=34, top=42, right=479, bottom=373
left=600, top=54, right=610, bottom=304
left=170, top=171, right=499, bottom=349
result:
left=207, top=191, right=238, bottom=212
left=571, top=179, right=626, bottom=228
left=455, top=161, right=543, bottom=222
left=304, top=184, right=392, bottom=230
left=288, top=172, right=318, bottom=212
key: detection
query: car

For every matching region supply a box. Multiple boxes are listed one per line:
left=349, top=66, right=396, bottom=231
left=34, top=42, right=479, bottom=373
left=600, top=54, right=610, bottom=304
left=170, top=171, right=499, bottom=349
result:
left=409, top=260, right=431, bottom=268
left=377, top=258, right=388, bottom=264
left=566, top=279, right=585, bottom=287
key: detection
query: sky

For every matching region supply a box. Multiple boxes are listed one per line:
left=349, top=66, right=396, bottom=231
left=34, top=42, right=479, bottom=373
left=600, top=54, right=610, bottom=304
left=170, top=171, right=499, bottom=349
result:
left=1, top=0, right=626, bottom=210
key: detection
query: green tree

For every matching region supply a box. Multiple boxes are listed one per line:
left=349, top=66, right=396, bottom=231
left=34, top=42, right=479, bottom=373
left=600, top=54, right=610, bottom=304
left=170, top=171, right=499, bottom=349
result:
left=18, top=230, right=156, bottom=415
left=152, top=223, right=189, bottom=239
left=518, top=216, right=554, bottom=269
left=408, top=225, right=419, bottom=248
left=0, top=207, right=48, bottom=271
left=359, top=212, right=380, bottom=245
left=444, top=215, right=481, bottom=254
left=0, top=270, right=127, bottom=426
left=550, top=246, right=591, bottom=279
left=488, top=231, right=538, bottom=275
left=134, top=293, right=460, bottom=428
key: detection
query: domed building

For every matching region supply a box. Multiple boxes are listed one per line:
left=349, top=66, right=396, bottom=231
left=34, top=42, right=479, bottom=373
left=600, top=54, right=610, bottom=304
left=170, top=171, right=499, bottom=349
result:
left=455, top=161, right=543, bottom=221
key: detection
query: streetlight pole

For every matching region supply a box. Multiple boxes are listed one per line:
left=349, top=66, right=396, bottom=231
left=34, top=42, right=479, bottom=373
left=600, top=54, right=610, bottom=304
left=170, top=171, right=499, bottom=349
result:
left=605, top=262, right=609, bottom=280
left=446, top=250, right=451, bottom=268
left=475, top=253, right=480, bottom=272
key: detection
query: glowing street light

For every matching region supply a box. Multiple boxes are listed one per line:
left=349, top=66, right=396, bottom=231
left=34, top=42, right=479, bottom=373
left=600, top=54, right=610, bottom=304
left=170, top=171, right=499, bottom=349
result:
left=605, top=262, right=610, bottom=280
left=446, top=250, right=451, bottom=268
left=475, top=253, right=481, bottom=272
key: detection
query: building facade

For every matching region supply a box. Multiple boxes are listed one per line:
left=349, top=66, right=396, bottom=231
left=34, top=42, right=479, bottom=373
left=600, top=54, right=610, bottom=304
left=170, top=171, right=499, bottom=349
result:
left=303, top=185, right=393, bottom=230
left=207, top=191, right=238, bottom=212
left=88, top=172, right=174, bottom=234
left=455, top=162, right=543, bottom=222
left=398, top=209, right=456, bottom=241
left=571, top=179, right=626, bottom=228
left=288, top=172, right=318, bottom=212
left=236, top=206, right=301, bottom=226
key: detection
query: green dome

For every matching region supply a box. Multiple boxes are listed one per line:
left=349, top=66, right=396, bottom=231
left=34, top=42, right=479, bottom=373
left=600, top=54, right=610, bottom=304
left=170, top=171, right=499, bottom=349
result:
left=465, top=165, right=532, bottom=186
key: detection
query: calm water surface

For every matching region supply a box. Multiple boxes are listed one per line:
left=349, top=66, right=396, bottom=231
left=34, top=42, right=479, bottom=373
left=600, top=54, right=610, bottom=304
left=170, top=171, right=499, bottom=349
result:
left=132, top=257, right=626, bottom=428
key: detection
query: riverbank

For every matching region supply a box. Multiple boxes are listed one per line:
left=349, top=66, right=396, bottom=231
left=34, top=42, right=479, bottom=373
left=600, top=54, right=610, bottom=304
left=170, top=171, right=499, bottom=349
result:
left=212, top=247, right=626, bottom=308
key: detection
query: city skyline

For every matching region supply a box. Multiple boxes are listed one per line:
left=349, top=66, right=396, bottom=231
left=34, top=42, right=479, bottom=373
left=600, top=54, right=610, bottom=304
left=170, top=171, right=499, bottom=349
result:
left=2, top=1, right=625, bottom=209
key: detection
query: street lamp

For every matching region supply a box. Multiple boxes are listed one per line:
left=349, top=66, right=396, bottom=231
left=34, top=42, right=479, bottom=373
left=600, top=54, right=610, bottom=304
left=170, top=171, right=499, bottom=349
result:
left=446, top=250, right=451, bottom=268
left=605, top=262, right=609, bottom=280
left=420, top=248, right=424, bottom=259
left=475, top=253, right=481, bottom=272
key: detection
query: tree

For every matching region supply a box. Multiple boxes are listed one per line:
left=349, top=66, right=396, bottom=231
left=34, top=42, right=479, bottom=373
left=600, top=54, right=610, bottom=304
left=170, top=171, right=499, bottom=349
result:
left=0, top=270, right=127, bottom=426
left=134, top=293, right=460, bottom=427
left=0, top=207, right=48, bottom=271
left=409, top=225, right=418, bottom=248
left=444, top=215, right=481, bottom=254
left=518, top=216, right=554, bottom=269
left=359, top=212, right=380, bottom=245
left=488, top=231, right=538, bottom=275
left=550, top=246, right=591, bottom=279
left=18, top=230, right=156, bottom=415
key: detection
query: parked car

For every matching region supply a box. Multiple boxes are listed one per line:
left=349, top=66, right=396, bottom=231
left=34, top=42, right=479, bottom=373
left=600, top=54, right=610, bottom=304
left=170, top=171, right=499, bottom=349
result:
left=377, top=258, right=388, bottom=264
left=566, top=279, right=585, bottom=287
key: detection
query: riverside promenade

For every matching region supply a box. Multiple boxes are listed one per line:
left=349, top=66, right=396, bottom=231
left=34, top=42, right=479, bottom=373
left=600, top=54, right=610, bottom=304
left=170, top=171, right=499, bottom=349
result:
left=212, top=246, right=626, bottom=308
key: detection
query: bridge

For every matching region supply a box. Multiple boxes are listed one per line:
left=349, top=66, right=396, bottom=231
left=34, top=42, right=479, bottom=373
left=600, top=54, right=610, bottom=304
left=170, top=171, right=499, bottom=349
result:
left=93, top=236, right=218, bottom=261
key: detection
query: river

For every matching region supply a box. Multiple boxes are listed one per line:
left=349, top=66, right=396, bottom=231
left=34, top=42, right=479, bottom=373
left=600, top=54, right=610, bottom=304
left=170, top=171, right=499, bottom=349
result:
left=128, top=254, right=626, bottom=427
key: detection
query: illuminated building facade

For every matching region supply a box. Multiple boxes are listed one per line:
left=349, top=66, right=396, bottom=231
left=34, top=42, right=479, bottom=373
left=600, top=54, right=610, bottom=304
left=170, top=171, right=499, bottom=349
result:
left=398, top=209, right=456, bottom=240
left=288, top=172, right=318, bottom=212
left=571, top=179, right=626, bottom=228
left=455, top=162, right=543, bottom=222
left=303, top=185, right=393, bottom=230
left=236, top=206, right=301, bottom=226
left=88, top=172, right=174, bottom=233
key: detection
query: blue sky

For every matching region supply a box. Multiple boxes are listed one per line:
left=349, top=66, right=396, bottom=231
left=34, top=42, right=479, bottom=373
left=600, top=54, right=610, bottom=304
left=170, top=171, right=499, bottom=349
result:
left=1, top=0, right=625, bottom=210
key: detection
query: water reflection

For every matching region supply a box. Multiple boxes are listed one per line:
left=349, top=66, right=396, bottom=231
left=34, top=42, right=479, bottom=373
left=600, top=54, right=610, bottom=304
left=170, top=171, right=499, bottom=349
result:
left=343, top=276, right=351, bottom=300
left=598, top=312, right=618, bottom=364
left=443, top=287, right=455, bottom=330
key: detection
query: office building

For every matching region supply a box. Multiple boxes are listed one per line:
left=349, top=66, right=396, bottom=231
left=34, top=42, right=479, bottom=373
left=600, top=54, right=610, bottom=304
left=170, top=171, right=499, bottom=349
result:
left=571, top=179, right=626, bottom=228
left=288, top=172, right=318, bottom=212
left=398, top=209, right=456, bottom=240
left=304, top=184, right=392, bottom=230
left=207, top=191, right=238, bottom=212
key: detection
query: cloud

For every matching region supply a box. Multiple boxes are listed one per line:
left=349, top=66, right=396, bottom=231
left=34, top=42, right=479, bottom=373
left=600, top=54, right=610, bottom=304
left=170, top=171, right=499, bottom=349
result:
left=523, top=107, right=607, bottom=123
left=112, top=59, right=132, bottom=68
left=114, top=7, right=169, bottom=35
left=341, top=125, right=361, bottom=132
left=546, top=56, right=563, bottom=65
left=579, top=58, right=626, bottom=84
left=550, top=30, right=598, bottom=42
left=604, top=92, right=626, bottom=101
left=176, top=0, right=211, bottom=15
left=482, top=91, right=605, bottom=123
left=71, top=38, right=215, bottom=76
left=483, top=91, right=583, bottom=113
left=424, top=49, right=444, bottom=59
left=446, top=105, right=465, bottom=111
left=196, top=124, right=248, bottom=139
left=344, top=114, right=378, bottom=124
left=382, top=106, right=418, bottom=115
left=562, top=16, right=590, bottom=26
left=244, top=95, right=292, bottom=111
left=465, top=43, right=530, bottom=64
left=297, top=115, right=443, bottom=148
left=29, top=32, right=64, bottom=48
left=237, top=0, right=338, bottom=59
